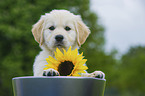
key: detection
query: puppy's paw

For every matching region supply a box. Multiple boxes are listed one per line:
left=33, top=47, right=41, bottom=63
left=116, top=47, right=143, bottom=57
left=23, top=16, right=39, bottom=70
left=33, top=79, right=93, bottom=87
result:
left=90, top=71, right=105, bottom=79
left=43, top=68, right=59, bottom=76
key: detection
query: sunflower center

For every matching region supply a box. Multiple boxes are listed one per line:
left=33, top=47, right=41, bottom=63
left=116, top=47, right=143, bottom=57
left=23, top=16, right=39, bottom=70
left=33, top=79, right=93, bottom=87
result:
left=58, top=61, right=74, bottom=76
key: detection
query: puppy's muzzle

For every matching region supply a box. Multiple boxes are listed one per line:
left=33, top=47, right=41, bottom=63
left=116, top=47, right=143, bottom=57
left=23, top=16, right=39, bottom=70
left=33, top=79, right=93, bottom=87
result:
left=55, top=35, right=64, bottom=42
left=55, top=35, right=64, bottom=46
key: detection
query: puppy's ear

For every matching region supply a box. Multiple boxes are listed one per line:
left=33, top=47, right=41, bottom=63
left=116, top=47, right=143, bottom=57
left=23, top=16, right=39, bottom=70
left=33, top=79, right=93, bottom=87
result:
left=75, top=19, right=90, bottom=46
left=32, top=16, right=45, bottom=45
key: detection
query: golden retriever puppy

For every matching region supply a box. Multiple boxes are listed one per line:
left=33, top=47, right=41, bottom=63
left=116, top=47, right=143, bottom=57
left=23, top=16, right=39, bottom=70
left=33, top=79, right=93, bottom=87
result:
left=32, top=10, right=105, bottom=79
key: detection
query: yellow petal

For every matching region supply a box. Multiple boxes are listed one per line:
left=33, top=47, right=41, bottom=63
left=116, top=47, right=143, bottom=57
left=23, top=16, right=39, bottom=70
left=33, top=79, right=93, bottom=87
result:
left=75, top=65, right=88, bottom=70
left=72, top=70, right=86, bottom=76
left=46, top=57, right=59, bottom=65
left=72, top=73, right=81, bottom=76
left=55, top=48, right=64, bottom=61
left=74, top=55, right=84, bottom=65
left=77, top=59, right=87, bottom=65
left=72, top=48, right=78, bottom=56
left=71, top=48, right=78, bottom=61
left=67, top=46, right=72, bottom=53
left=66, top=46, right=72, bottom=60
left=43, top=64, right=57, bottom=70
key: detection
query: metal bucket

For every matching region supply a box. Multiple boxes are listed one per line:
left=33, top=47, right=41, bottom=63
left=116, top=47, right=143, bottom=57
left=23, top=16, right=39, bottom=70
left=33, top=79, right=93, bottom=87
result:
left=12, top=76, right=106, bottom=96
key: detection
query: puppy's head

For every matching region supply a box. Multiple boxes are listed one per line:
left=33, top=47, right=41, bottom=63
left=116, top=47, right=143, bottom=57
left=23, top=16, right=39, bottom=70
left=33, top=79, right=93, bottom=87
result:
left=32, top=10, right=90, bottom=50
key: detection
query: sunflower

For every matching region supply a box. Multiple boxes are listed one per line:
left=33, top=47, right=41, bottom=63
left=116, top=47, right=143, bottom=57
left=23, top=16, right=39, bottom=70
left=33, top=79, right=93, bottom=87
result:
left=44, top=46, right=88, bottom=76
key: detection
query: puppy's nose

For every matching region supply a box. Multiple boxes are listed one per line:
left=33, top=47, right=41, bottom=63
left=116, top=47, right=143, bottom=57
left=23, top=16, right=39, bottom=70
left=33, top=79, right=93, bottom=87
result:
left=55, top=35, right=64, bottom=42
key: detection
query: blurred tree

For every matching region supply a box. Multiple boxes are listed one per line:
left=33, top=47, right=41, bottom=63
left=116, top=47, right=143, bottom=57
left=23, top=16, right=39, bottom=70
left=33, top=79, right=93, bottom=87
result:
left=0, top=0, right=117, bottom=96
left=117, top=46, right=145, bottom=96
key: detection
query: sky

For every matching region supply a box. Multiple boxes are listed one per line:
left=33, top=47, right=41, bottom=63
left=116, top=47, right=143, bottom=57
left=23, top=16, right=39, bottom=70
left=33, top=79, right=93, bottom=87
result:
left=90, top=0, right=145, bottom=54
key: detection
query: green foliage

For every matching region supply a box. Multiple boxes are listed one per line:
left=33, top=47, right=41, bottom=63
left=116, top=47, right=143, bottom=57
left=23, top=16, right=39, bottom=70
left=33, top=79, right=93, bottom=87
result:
left=117, top=46, right=145, bottom=95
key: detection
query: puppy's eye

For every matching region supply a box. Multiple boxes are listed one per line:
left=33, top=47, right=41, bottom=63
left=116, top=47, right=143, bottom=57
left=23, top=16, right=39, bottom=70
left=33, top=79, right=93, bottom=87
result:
left=65, top=26, right=71, bottom=31
left=49, top=26, right=55, bottom=31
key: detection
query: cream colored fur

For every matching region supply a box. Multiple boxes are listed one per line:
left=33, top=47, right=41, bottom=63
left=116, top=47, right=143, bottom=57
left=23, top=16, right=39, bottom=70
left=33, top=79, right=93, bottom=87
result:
left=32, top=10, right=105, bottom=79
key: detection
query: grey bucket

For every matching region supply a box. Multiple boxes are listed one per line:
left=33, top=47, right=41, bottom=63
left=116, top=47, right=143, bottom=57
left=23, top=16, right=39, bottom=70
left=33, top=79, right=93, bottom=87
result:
left=12, top=76, right=106, bottom=96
